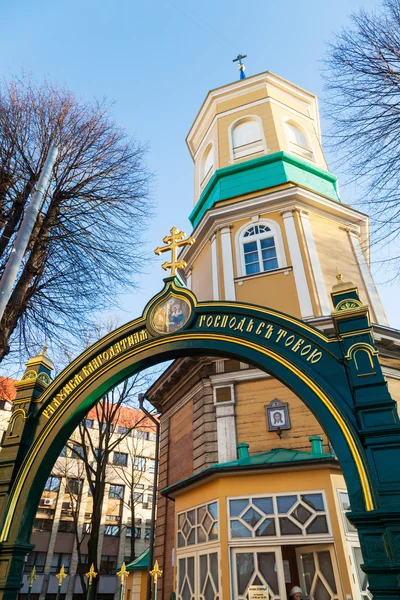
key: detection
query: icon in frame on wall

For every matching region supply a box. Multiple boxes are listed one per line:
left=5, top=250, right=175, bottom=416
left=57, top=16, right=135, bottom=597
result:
left=266, top=398, right=291, bottom=432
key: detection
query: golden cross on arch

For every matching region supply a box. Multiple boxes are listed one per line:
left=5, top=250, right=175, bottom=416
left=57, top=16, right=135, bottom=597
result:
left=56, top=565, right=67, bottom=587
left=154, top=227, right=195, bottom=277
left=150, top=560, right=163, bottom=584
left=85, top=563, right=97, bottom=585
left=117, top=562, right=129, bottom=584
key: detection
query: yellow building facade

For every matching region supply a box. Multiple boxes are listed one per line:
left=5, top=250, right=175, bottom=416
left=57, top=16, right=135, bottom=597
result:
left=147, top=71, right=400, bottom=600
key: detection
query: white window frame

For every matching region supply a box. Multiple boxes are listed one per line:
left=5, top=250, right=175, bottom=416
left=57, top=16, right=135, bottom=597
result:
left=295, top=544, right=342, bottom=600
left=283, top=118, right=314, bottom=161
left=348, top=541, right=372, bottom=600
left=176, top=548, right=221, bottom=600
left=227, top=490, right=333, bottom=546
left=235, top=219, right=287, bottom=278
left=200, top=142, right=214, bottom=189
left=337, top=488, right=358, bottom=538
left=230, top=545, right=286, bottom=600
left=176, top=499, right=220, bottom=550
left=212, top=383, right=235, bottom=405
left=229, top=115, right=267, bottom=162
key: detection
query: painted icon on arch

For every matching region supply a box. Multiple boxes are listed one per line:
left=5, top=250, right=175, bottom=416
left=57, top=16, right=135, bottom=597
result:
left=152, top=296, right=191, bottom=334
left=266, top=398, right=291, bottom=432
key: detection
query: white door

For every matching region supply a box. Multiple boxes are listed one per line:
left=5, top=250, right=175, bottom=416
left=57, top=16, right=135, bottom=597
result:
left=232, top=546, right=286, bottom=600
left=296, top=545, right=342, bottom=600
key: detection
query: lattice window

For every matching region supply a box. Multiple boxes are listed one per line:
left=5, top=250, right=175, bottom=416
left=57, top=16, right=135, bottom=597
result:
left=177, top=502, right=218, bottom=548
left=229, top=492, right=330, bottom=539
left=177, top=551, right=220, bottom=600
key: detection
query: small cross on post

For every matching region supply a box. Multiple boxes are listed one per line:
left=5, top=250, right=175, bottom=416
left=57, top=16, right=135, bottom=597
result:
left=27, top=565, right=38, bottom=600
left=117, top=562, right=129, bottom=600
left=85, top=563, right=97, bottom=600
left=86, top=563, right=97, bottom=586
left=233, top=54, right=247, bottom=79
left=55, top=565, right=67, bottom=600
left=150, top=560, right=163, bottom=600
left=154, top=227, right=195, bottom=277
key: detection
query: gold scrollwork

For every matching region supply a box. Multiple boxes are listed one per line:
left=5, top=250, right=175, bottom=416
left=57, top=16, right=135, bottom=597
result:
left=336, top=298, right=362, bottom=311
left=21, top=370, right=37, bottom=381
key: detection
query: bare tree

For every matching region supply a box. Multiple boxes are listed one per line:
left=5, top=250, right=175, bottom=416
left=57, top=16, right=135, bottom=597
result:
left=110, top=421, right=156, bottom=561
left=323, top=0, right=400, bottom=270
left=52, top=374, right=154, bottom=597
left=0, top=74, right=151, bottom=364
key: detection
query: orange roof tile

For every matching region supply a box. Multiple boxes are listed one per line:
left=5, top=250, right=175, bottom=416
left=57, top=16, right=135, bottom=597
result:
left=86, top=404, right=157, bottom=432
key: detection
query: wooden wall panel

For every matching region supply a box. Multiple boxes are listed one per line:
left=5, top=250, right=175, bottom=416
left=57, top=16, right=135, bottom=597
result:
left=236, top=378, right=329, bottom=454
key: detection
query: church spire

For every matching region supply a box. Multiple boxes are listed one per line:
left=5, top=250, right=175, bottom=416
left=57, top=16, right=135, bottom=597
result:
left=233, top=54, right=247, bottom=79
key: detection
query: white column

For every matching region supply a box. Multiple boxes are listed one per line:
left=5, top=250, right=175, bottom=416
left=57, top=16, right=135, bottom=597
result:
left=220, top=226, right=236, bottom=301
left=213, top=385, right=237, bottom=463
left=210, top=234, right=219, bottom=300
left=300, top=211, right=331, bottom=315
left=281, top=210, right=314, bottom=318
left=348, top=231, right=388, bottom=325
left=186, top=269, right=192, bottom=290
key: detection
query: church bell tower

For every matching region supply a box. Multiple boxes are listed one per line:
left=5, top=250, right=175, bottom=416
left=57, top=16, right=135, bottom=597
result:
left=180, top=70, right=388, bottom=325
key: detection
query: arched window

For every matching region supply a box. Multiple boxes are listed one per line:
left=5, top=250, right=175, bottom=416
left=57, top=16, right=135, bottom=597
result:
left=285, top=122, right=313, bottom=159
left=241, top=224, right=279, bottom=275
left=231, top=118, right=264, bottom=160
left=201, top=144, right=214, bottom=186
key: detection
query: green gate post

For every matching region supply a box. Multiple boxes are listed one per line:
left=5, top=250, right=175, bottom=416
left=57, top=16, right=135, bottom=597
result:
left=0, top=348, right=53, bottom=600
left=331, top=276, right=400, bottom=599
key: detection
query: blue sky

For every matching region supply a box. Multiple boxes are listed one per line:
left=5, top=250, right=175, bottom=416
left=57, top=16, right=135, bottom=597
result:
left=2, top=0, right=398, bottom=333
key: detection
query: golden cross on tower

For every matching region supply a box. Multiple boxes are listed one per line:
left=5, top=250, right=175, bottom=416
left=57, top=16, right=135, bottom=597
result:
left=154, top=227, right=195, bottom=277
left=150, top=560, right=163, bottom=585
left=56, top=565, right=67, bottom=587
left=116, top=562, right=129, bottom=584
left=85, top=563, right=98, bottom=586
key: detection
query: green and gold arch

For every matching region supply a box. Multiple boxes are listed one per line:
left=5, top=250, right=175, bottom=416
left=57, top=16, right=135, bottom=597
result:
left=0, top=230, right=399, bottom=600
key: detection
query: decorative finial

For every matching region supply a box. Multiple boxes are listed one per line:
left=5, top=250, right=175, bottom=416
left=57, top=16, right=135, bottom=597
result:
left=154, top=227, right=195, bottom=277
left=27, top=565, right=38, bottom=588
left=150, top=560, right=163, bottom=585
left=117, top=562, right=129, bottom=584
left=85, top=563, right=97, bottom=585
left=233, top=54, right=247, bottom=80
left=335, top=266, right=343, bottom=282
left=40, top=345, right=48, bottom=356
left=55, top=565, right=67, bottom=587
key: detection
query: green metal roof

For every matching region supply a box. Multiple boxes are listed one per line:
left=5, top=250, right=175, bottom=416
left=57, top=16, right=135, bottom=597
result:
left=189, top=151, right=340, bottom=228
left=125, top=547, right=149, bottom=571
left=161, top=447, right=337, bottom=497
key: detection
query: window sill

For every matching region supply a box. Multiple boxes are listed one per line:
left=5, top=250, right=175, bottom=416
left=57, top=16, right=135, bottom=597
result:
left=234, top=266, right=292, bottom=283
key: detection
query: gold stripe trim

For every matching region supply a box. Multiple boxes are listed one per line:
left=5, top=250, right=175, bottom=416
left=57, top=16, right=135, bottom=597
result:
left=0, top=331, right=373, bottom=541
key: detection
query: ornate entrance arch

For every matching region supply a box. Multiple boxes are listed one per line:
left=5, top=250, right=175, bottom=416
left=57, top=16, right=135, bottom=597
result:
left=0, top=275, right=399, bottom=600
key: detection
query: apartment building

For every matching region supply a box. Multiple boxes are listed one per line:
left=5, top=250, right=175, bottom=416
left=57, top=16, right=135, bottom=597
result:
left=0, top=377, right=156, bottom=600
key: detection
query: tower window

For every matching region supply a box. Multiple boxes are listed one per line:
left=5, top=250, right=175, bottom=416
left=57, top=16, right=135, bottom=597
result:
left=241, top=224, right=278, bottom=275
left=231, top=118, right=265, bottom=160
left=200, top=144, right=214, bottom=186
left=285, top=122, right=313, bottom=160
